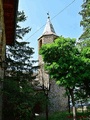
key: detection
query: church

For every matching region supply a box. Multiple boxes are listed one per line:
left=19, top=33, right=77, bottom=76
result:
left=37, top=14, right=68, bottom=112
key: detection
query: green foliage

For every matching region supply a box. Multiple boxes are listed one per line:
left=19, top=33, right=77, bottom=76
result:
left=40, top=36, right=90, bottom=108
left=79, top=0, right=90, bottom=40
left=35, top=111, right=69, bottom=120
left=40, top=36, right=83, bottom=89
left=78, top=0, right=90, bottom=97
left=35, top=111, right=90, bottom=120
left=3, top=78, right=35, bottom=120
left=3, top=11, right=43, bottom=120
left=78, top=40, right=90, bottom=97
left=16, top=11, right=31, bottom=39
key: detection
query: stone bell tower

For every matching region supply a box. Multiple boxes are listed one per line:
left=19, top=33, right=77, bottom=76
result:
left=38, top=14, right=68, bottom=112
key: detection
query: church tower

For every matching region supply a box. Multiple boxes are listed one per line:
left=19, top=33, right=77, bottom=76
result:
left=38, top=15, right=58, bottom=64
left=38, top=15, right=68, bottom=112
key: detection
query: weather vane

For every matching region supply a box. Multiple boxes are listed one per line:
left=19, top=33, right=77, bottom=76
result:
left=47, top=12, right=50, bottom=19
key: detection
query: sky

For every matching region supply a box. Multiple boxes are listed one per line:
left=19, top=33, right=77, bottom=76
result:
left=18, top=0, right=83, bottom=60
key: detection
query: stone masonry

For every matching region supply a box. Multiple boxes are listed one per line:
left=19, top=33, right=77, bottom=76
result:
left=38, top=15, right=68, bottom=112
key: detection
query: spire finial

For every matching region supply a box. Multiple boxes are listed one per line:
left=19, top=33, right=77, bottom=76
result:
left=47, top=12, right=50, bottom=19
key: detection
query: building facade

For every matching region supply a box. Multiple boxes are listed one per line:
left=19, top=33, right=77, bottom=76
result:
left=0, top=0, right=19, bottom=119
left=38, top=15, right=68, bottom=112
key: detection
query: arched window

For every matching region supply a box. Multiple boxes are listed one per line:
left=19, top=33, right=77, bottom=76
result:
left=39, top=39, right=42, bottom=49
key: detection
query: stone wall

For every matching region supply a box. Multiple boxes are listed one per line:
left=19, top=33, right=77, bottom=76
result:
left=48, top=80, right=68, bottom=112
left=38, top=64, right=68, bottom=112
left=38, top=34, right=68, bottom=113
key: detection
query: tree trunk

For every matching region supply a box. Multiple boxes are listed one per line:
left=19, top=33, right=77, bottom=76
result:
left=45, top=92, right=48, bottom=120
left=69, top=88, right=76, bottom=120
left=81, top=101, right=83, bottom=112
left=68, top=95, right=71, bottom=113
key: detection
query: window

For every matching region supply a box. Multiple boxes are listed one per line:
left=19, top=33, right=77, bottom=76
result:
left=39, top=39, right=42, bottom=49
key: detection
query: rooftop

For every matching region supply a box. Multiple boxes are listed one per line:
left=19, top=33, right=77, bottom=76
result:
left=3, top=0, right=19, bottom=45
left=42, top=14, right=57, bottom=36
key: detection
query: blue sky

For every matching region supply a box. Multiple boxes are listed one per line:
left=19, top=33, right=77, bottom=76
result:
left=18, top=0, right=83, bottom=60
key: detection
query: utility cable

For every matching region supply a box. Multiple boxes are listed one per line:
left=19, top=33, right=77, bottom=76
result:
left=51, top=0, right=75, bottom=20
left=25, top=0, right=76, bottom=41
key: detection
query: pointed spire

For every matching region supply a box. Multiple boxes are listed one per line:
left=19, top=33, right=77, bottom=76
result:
left=42, top=13, right=56, bottom=35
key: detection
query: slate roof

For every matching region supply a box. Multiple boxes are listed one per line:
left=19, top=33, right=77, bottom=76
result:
left=42, top=16, right=57, bottom=36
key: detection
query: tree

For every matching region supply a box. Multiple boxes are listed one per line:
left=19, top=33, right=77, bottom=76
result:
left=78, top=0, right=90, bottom=98
left=3, top=11, right=41, bottom=120
left=79, top=0, right=90, bottom=40
left=40, top=36, right=90, bottom=119
left=78, top=44, right=90, bottom=97
left=78, top=0, right=90, bottom=56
